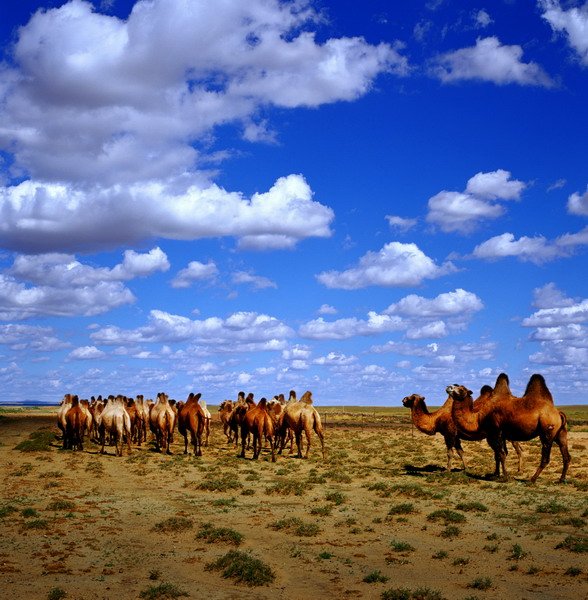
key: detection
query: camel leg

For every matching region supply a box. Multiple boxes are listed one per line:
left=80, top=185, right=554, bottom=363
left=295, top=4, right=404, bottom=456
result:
left=315, top=427, right=325, bottom=459
left=294, top=431, right=303, bottom=458
left=530, top=437, right=554, bottom=483
left=488, top=438, right=508, bottom=480
left=444, top=436, right=454, bottom=471
left=511, top=441, right=523, bottom=472
left=239, top=429, right=247, bottom=459
left=455, top=438, right=466, bottom=470
left=554, top=428, right=571, bottom=483
left=303, top=427, right=312, bottom=459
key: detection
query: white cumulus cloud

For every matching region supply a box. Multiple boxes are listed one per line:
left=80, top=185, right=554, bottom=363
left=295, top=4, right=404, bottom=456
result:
left=540, top=0, right=588, bottom=66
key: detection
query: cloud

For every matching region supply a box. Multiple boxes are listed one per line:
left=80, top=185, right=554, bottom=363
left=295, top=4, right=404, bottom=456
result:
left=231, top=270, right=277, bottom=290
left=426, top=169, right=525, bottom=233
left=90, top=309, right=294, bottom=349
left=316, top=242, right=456, bottom=289
left=0, top=247, right=169, bottom=320
left=313, top=351, right=358, bottom=366
left=405, top=320, right=449, bottom=339
left=522, top=298, right=588, bottom=327
left=432, top=36, right=553, bottom=86
left=567, top=185, right=588, bottom=215
left=0, top=323, right=71, bottom=352
left=384, top=288, right=483, bottom=317
left=540, top=0, right=588, bottom=66
left=67, top=345, right=107, bottom=361
left=171, top=260, right=219, bottom=289
left=299, top=312, right=405, bottom=340
left=0, top=0, right=404, bottom=253
left=316, top=304, right=338, bottom=315
left=531, top=282, right=576, bottom=309
left=0, top=175, right=334, bottom=253
left=471, top=232, right=565, bottom=263
left=386, top=215, right=418, bottom=232
left=473, top=9, right=493, bottom=28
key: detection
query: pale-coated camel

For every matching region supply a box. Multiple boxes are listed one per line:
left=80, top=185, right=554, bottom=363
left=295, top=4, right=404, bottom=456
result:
left=279, top=390, right=325, bottom=459
left=96, top=395, right=132, bottom=457
left=403, top=392, right=523, bottom=472
left=449, top=373, right=570, bottom=483
left=149, top=392, right=176, bottom=454
left=57, top=394, right=73, bottom=440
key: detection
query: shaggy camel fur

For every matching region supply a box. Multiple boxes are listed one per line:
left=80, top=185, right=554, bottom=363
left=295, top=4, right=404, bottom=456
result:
left=449, top=373, right=570, bottom=483
left=218, top=400, right=234, bottom=443
left=177, top=392, right=205, bottom=456
left=149, top=392, right=176, bottom=454
left=280, top=390, right=325, bottom=459
left=64, top=395, right=85, bottom=451
left=239, top=397, right=276, bottom=462
left=57, top=394, right=73, bottom=439
left=403, top=392, right=524, bottom=473
left=97, top=396, right=132, bottom=457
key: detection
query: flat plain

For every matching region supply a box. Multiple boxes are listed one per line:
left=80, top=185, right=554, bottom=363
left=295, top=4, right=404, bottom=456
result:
left=1, top=405, right=587, bottom=600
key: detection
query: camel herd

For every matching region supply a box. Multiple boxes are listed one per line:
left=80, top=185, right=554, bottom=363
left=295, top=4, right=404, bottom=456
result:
left=404, top=373, right=571, bottom=483
left=56, top=389, right=325, bottom=462
left=55, top=372, right=570, bottom=483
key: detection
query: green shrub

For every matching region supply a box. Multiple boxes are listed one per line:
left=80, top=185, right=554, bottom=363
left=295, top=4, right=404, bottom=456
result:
left=390, top=540, right=414, bottom=552
left=139, top=582, right=189, bottom=599
left=388, top=503, right=415, bottom=516
left=47, top=500, right=75, bottom=511
left=455, top=502, right=488, bottom=512
left=15, top=429, right=55, bottom=452
left=536, top=500, right=569, bottom=514
left=468, top=577, right=492, bottom=590
left=47, top=588, right=67, bottom=600
left=196, top=522, right=243, bottom=546
left=153, top=517, right=193, bottom=533
left=363, top=570, right=390, bottom=583
left=556, top=536, right=588, bottom=553
left=205, top=550, right=275, bottom=586
left=380, top=586, right=446, bottom=600
left=427, top=509, right=466, bottom=524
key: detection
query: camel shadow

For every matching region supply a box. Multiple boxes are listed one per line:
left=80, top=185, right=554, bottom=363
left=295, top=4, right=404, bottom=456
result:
left=402, top=464, right=491, bottom=482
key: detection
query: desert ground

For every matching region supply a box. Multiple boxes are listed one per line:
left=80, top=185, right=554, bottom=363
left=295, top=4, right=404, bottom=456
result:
left=1, top=405, right=587, bottom=600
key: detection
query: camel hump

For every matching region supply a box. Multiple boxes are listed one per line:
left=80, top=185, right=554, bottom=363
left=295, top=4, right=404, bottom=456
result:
left=258, top=398, right=268, bottom=408
left=524, top=374, right=552, bottom=399
left=493, top=373, right=511, bottom=394
left=71, top=395, right=79, bottom=406
left=300, top=391, right=313, bottom=405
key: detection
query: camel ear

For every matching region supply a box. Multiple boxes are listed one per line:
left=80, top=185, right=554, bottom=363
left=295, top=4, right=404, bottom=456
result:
left=467, top=389, right=473, bottom=396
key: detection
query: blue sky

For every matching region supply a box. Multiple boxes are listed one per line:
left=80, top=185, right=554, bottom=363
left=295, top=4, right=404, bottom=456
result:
left=1, top=0, right=587, bottom=406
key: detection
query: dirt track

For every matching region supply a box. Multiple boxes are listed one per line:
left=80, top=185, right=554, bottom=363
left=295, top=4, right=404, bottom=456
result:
left=1, top=411, right=587, bottom=600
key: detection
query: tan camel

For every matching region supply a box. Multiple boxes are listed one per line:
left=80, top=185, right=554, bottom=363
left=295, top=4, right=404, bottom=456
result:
left=280, top=390, right=325, bottom=459
left=448, top=373, right=570, bottom=483
left=57, top=394, right=73, bottom=440
left=240, top=397, right=276, bottom=462
left=149, top=392, right=176, bottom=453
left=96, top=395, right=132, bottom=457
left=403, top=391, right=524, bottom=472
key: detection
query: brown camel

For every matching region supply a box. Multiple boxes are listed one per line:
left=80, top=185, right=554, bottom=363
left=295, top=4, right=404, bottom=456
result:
left=64, top=395, right=85, bottom=451
left=403, top=390, right=524, bottom=473
left=177, top=392, right=206, bottom=456
left=239, top=397, right=276, bottom=462
left=448, top=373, right=570, bottom=483
left=218, top=400, right=234, bottom=443
left=280, top=390, right=325, bottom=459
left=402, top=393, right=466, bottom=471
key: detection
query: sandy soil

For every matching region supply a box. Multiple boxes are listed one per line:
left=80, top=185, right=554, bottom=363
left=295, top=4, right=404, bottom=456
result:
left=1, top=410, right=587, bottom=600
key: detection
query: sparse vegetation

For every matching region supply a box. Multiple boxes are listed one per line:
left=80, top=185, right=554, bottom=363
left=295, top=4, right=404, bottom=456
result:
left=205, top=550, right=275, bottom=586
left=153, top=516, right=194, bottom=533
left=363, top=570, right=390, bottom=583
left=139, top=582, right=189, bottom=599
left=15, top=429, right=55, bottom=452
left=381, top=586, right=446, bottom=600
left=467, top=577, right=492, bottom=590
left=196, top=522, right=244, bottom=546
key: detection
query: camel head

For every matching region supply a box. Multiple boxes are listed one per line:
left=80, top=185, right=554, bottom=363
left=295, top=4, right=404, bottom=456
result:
left=445, top=384, right=473, bottom=403
left=401, top=394, right=423, bottom=408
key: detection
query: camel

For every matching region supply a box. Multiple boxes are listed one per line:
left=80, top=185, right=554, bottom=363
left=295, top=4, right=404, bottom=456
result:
left=177, top=392, right=205, bottom=456
left=239, top=397, right=276, bottom=462
left=96, top=395, right=132, bottom=457
left=149, top=392, right=176, bottom=453
left=402, top=392, right=523, bottom=472
left=133, top=395, right=149, bottom=445
left=279, top=390, right=325, bottom=459
left=64, top=395, right=85, bottom=451
left=201, top=399, right=211, bottom=446
left=228, top=392, right=254, bottom=448
left=218, top=400, right=234, bottom=443
left=57, top=394, right=73, bottom=439
left=402, top=393, right=466, bottom=471
left=448, top=373, right=571, bottom=483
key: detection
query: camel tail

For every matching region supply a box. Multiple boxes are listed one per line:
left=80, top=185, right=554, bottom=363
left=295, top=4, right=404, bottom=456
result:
left=524, top=373, right=552, bottom=399
left=493, top=373, right=511, bottom=394
left=559, top=410, right=568, bottom=431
